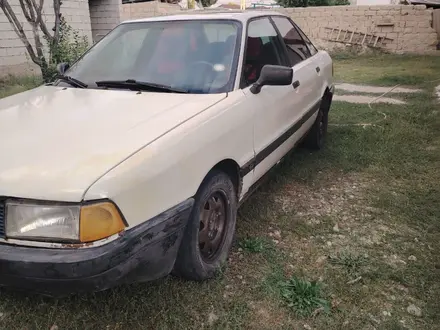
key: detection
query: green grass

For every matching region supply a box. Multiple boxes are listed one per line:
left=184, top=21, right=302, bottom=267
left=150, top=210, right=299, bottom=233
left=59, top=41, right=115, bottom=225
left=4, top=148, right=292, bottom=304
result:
left=0, top=74, right=42, bottom=99
left=0, top=54, right=439, bottom=329
left=334, top=54, right=440, bottom=87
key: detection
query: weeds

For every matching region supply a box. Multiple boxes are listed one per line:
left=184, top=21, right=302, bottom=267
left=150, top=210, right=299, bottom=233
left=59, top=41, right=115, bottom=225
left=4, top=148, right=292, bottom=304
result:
left=279, top=276, right=330, bottom=317
left=328, top=252, right=368, bottom=278
left=239, top=237, right=265, bottom=253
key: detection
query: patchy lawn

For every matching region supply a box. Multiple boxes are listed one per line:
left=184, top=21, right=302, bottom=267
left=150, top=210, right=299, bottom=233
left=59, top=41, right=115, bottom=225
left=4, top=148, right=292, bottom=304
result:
left=0, top=55, right=439, bottom=330
left=0, top=75, right=42, bottom=99
left=333, top=54, right=440, bottom=87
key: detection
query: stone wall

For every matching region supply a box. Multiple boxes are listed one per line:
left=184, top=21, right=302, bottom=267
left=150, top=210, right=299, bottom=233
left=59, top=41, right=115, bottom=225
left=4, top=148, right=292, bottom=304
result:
left=0, top=0, right=92, bottom=76
left=277, top=5, right=438, bottom=54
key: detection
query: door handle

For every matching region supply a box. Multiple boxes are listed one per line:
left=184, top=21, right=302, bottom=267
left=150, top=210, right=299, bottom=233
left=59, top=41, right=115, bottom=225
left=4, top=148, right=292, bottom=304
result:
left=315, top=67, right=321, bottom=73
left=292, top=80, right=300, bottom=89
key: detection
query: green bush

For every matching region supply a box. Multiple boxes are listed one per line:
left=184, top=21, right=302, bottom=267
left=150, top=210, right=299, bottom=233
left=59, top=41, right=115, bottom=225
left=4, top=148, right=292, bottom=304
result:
left=43, top=17, right=89, bottom=81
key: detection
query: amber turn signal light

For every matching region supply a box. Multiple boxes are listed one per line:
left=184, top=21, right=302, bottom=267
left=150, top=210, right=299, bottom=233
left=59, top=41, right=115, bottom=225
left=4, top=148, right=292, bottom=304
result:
left=79, top=202, right=126, bottom=243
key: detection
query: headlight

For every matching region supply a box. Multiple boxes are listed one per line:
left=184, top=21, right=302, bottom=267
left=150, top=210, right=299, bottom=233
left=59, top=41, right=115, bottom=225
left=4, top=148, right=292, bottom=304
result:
left=5, top=201, right=125, bottom=243
left=6, top=203, right=80, bottom=241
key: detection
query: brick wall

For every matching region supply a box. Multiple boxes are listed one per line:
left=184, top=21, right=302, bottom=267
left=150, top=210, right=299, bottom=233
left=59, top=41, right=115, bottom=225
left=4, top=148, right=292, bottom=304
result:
left=0, top=0, right=92, bottom=76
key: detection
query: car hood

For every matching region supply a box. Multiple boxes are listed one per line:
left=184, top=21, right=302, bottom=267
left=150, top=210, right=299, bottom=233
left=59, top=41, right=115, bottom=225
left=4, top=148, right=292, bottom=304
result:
left=0, top=86, right=226, bottom=201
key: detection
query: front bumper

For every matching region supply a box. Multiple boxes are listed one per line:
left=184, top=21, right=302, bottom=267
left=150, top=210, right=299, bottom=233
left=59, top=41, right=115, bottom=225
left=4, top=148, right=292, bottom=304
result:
left=0, top=198, right=193, bottom=296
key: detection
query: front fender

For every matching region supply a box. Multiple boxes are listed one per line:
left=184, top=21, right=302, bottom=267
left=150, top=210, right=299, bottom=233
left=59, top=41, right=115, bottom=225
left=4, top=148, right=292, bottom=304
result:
left=84, top=90, right=254, bottom=228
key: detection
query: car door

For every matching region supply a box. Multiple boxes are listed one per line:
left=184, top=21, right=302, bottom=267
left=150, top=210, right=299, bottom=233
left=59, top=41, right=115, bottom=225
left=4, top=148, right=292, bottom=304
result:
left=271, top=16, right=322, bottom=113
left=241, top=17, right=309, bottom=185
left=292, top=21, right=328, bottom=99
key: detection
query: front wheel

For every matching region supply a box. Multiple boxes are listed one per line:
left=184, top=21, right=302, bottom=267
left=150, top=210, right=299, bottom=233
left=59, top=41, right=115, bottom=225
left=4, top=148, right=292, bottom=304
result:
left=173, top=170, right=237, bottom=280
left=304, top=94, right=331, bottom=150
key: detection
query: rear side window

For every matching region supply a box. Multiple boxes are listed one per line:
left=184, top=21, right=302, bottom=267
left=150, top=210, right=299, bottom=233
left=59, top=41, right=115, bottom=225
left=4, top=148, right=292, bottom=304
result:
left=272, top=16, right=311, bottom=67
left=295, top=24, right=318, bottom=56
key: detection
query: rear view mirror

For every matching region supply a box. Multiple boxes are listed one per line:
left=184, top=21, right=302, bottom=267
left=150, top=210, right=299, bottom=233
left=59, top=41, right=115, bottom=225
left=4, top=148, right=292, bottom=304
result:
left=57, top=62, right=70, bottom=75
left=250, top=65, right=293, bottom=94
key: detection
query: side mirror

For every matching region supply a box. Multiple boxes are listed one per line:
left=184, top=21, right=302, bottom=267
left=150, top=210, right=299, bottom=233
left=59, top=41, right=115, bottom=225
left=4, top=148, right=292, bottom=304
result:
left=57, top=62, right=70, bottom=75
left=250, top=65, right=293, bottom=94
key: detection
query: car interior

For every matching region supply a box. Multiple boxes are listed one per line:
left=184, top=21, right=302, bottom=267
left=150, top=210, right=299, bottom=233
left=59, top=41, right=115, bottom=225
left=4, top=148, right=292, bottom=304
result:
left=243, top=36, right=283, bottom=86
left=139, top=25, right=238, bottom=93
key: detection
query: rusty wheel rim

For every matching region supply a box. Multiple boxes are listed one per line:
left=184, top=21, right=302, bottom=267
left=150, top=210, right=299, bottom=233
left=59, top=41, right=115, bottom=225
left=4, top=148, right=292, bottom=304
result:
left=199, top=191, right=227, bottom=262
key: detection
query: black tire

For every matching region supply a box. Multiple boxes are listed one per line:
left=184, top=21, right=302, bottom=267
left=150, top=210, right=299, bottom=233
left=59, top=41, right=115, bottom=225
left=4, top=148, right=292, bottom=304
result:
left=173, top=170, right=237, bottom=280
left=304, top=94, right=331, bottom=150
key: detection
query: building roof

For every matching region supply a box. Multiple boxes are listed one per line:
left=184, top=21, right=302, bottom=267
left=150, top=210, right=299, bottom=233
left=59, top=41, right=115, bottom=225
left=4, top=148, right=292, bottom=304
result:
left=122, top=10, right=286, bottom=24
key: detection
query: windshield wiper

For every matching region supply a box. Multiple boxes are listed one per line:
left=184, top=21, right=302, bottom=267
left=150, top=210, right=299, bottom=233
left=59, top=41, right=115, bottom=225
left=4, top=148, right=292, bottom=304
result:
left=95, top=79, right=188, bottom=94
left=56, top=75, right=88, bottom=89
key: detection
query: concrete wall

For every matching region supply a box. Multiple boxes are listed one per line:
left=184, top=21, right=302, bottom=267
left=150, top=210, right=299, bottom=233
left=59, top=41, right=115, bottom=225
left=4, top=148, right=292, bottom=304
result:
left=89, top=0, right=121, bottom=42
left=87, top=2, right=182, bottom=43
left=120, top=1, right=182, bottom=21
left=0, top=0, right=92, bottom=76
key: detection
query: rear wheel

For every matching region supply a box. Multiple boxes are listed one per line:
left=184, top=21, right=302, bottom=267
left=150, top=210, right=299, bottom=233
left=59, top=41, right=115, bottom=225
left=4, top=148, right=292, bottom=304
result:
left=173, top=170, right=237, bottom=280
left=304, top=93, right=331, bottom=150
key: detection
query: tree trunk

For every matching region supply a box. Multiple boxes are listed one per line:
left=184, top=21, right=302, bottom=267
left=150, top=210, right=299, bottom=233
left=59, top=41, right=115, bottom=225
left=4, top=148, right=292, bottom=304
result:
left=40, top=59, right=52, bottom=82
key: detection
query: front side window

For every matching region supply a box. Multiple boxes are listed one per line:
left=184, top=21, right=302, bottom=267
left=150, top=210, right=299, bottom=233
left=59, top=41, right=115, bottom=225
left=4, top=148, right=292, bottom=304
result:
left=272, top=16, right=311, bottom=67
left=59, top=20, right=241, bottom=94
left=241, top=18, right=285, bottom=88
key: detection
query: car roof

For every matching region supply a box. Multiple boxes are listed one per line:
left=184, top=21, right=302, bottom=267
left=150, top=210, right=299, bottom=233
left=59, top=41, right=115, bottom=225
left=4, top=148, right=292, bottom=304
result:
left=122, top=10, right=287, bottom=24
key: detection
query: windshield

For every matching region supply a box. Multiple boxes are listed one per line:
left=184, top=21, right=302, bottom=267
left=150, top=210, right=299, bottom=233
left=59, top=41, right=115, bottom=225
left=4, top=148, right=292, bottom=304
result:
left=60, top=20, right=241, bottom=94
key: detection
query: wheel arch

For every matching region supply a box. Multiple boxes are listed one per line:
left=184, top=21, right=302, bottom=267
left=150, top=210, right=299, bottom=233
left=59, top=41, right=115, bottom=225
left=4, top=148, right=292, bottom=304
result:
left=322, top=86, right=333, bottom=113
left=203, top=159, right=242, bottom=199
